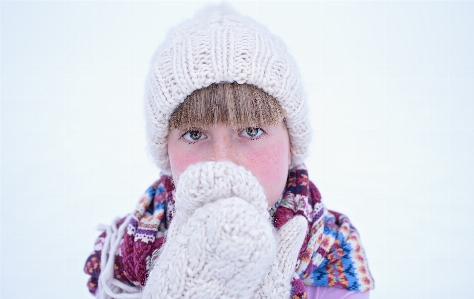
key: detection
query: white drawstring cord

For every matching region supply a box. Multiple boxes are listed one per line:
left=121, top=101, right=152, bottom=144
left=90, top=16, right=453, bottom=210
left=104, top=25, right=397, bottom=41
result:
left=96, top=215, right=142, bottom=299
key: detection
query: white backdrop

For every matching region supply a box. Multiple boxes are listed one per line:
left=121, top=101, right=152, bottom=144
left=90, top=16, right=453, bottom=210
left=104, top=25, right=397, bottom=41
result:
left=1, top=1, right=473, bottom=298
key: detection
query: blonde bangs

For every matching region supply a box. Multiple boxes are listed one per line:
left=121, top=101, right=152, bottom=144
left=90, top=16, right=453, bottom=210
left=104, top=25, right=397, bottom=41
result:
left=169, top=82, right=285, bottom=130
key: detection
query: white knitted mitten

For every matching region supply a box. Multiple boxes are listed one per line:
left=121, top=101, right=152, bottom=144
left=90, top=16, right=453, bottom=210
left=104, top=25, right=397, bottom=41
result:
left=253, top=214, right=308, bottom=299
left=141, top=161, right=277, bottom=299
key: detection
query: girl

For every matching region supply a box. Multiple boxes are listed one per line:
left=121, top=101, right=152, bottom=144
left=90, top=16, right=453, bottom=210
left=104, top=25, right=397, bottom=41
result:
left=84, top=3, right=375, bottom=298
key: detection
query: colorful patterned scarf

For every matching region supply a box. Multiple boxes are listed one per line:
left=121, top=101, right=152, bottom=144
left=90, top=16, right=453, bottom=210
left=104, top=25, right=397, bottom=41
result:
left=84, top=165, right=375, bottom=298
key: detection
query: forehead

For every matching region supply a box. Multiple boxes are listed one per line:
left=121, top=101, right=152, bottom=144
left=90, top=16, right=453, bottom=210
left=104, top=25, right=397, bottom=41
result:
left=169, top=82, right=285, bottom=130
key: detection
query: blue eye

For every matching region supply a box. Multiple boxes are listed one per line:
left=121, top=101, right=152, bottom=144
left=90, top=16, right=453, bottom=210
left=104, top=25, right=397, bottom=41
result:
left=240, top=127, right=264, bottom=138
left=182, top=130, right=206, bottom=141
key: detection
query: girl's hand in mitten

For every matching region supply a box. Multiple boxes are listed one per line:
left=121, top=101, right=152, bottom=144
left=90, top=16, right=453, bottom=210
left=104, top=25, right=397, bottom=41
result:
left=253, top=214, right=308, bottom=299
left=142, top=161, right=277, bottom=299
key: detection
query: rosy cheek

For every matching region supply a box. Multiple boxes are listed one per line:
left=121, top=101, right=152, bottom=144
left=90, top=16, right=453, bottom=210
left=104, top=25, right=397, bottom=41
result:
left=169, top=150, right=200, bottom=176
left=244, top=142, right=289, bottom=204
left=167, top=136, right=206, bottom=181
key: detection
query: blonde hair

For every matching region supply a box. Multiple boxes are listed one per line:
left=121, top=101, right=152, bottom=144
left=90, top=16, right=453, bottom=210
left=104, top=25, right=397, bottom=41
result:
left=169, top=82, right=286, bottom=130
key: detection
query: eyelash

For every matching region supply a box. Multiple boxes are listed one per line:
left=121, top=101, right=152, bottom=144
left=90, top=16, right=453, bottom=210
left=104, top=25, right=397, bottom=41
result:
left=180, top=129, right=206, bottom=144
left=180, top=127, right=267, bottom=144
left=240, top=127, right=266, bottom=139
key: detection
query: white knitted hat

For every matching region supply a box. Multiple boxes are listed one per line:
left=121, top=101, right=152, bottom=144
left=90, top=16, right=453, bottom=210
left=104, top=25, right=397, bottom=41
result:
left=144, top=2, right=312, bottom=175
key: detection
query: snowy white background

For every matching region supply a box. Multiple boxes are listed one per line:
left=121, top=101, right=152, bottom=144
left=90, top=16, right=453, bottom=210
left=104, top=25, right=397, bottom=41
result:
left=1, top=1, right=473, bottom=298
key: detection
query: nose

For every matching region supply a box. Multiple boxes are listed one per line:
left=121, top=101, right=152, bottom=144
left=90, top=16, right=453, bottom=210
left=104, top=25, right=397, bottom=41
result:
left=212, top=136, right=234, bottom=161
left=207, top=130, right=239, bottom=163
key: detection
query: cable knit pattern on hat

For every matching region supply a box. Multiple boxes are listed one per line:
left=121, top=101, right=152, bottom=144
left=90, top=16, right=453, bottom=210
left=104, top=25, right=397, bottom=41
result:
left=144, top=2, right=312, bottom=175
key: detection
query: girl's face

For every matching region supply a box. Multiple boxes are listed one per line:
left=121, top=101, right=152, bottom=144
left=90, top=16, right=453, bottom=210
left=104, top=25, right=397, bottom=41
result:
left=167, top=121, right=291, bottom=206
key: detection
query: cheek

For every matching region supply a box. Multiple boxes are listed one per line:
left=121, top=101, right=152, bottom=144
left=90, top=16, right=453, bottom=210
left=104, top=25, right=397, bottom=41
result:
left=168, top=145, right=202, bottom=179
left=244, top=142, right=290, bottom=205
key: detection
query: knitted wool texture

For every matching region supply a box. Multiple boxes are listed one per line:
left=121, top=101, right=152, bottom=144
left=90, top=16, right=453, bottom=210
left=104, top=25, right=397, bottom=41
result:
left=84, top=164, right=376, bottom=298
left=144, top=2, right=311, bottom=175
left=144, top=161, right=276, bottom=298
left=142, top=161, right=307, bottom=299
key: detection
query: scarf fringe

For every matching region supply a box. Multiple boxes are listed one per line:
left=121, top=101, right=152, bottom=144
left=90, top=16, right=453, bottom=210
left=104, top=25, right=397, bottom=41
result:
left=84, top=165, right=375, bottom=298
left=96, top=215, right=142, bottom=299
